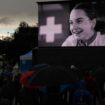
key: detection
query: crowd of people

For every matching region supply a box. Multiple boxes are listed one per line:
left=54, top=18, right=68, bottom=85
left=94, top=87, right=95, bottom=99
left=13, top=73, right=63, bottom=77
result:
left=0, top=63, right=105, bottom=105
left=0, top=66, right=22, bottom=105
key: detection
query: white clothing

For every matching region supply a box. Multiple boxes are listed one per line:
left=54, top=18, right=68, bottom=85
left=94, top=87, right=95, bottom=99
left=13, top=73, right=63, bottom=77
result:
left=62, top=32, right=105, bottom=46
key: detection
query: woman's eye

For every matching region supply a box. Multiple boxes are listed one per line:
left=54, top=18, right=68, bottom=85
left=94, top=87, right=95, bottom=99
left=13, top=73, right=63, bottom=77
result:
left=77, top=20, right=83, bottom=24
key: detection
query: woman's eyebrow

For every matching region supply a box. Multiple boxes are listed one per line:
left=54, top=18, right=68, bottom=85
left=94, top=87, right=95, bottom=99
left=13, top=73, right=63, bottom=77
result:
left=76, top=17, right=84, bottom=20
left=69, top=17, right=84, bottom=23
left=69, top=17, right=84, bottom=21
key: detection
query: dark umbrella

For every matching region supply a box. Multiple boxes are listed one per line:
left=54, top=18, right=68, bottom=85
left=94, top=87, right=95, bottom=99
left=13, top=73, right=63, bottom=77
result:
left=20, top=65, right=80, bottom=105
left=27, top=65, right=79, bottom=87
left=20, top=64, right=80, bottom=105
left=29, top=63, right=50, bottom=71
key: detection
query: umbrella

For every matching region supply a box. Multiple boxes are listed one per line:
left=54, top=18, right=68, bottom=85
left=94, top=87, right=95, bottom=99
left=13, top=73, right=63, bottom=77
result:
left=29, top=63, right=50, bottom=71
left=28, top=65, right=79, bottom=86
left=20, top=64, right=80, bottom=105
left=20, top=64, right=52, bottom=88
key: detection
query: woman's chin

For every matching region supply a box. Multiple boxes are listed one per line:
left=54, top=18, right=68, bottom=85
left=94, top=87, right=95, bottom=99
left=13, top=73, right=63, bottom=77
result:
left=75, top=34, right=83, bottom=39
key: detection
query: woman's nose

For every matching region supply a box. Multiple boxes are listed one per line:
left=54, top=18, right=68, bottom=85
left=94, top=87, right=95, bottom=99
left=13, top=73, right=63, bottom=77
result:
left=72, top=23, right=78, bottom=29
left=71, top=24, right=79, bottom=32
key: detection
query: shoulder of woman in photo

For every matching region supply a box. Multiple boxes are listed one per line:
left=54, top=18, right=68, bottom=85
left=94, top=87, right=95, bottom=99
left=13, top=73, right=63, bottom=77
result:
left=93, top=15, right=105, bottom=45
left=62, top=35, right=77, bottom=46
left=95, top=31, right=105, bottom=46
left=98, top=32, right=105, bottom=40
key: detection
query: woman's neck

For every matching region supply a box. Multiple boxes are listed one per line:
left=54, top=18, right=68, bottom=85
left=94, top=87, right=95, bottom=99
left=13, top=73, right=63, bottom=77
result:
left=77, top=31, right=97, bottom=46
left=84, top=30, right=95, bottom=41
left=84, top=31, right=97, bottom=45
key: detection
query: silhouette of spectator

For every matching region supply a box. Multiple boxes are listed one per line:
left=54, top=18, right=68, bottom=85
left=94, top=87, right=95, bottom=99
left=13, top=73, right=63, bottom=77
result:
left=84, top=70, right=101, bottom=105
left=0, top=73, right=15, bottom=105
left=94, top=67, right=105, bottom=105
left=13, top=69, right=22, bottom=105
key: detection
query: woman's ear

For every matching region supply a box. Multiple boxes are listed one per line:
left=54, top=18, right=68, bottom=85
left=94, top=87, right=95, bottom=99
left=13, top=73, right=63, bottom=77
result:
left=92, top=18, right=96, bottom=29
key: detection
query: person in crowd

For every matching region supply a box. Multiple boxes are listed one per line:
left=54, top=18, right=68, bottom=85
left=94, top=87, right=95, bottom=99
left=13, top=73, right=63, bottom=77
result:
left=0, top=72, right=15, bottom=105
left=13, top=69, right=22, bottom=105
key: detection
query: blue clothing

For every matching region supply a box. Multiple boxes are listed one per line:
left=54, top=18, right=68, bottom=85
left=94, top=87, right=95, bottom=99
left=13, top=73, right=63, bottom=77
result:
left=60, top=84, right=74, bottom=93
left=73, top=89, right=94, bottom=105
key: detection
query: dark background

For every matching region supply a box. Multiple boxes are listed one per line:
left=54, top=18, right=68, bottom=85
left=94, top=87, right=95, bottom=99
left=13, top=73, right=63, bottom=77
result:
left=33, top=47, right=105, bottom=71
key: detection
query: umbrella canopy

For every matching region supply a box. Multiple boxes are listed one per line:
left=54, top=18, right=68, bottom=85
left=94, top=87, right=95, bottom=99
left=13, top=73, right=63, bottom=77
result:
left=20, top=64, right=51, bottom=89
left=29, top=63, right=50, bottom=71
left=28, top=65, right=79, bottom=86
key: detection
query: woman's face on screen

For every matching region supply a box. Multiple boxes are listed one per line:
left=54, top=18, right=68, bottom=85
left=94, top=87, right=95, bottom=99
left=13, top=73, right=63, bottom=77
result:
left=69, top=9, right=96, bottom=40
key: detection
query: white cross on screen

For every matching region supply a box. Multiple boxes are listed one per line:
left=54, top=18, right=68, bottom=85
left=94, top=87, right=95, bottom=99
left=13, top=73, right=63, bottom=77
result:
left=39, top=16, right=62, bottom=43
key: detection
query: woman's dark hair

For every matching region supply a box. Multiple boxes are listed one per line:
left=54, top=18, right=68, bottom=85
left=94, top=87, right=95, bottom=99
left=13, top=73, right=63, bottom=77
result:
left=73, top=2, right=96, bottom=20
left=72, top=2, right=105, bottom=33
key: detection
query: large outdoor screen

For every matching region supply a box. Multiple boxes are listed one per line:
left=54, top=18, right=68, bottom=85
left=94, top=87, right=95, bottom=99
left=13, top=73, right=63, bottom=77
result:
left=38, top=1, right=105, bottom=47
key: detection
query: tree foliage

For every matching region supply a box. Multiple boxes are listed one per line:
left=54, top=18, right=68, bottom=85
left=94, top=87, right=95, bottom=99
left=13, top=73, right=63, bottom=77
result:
left=1, top=21, right=38, bottom=66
